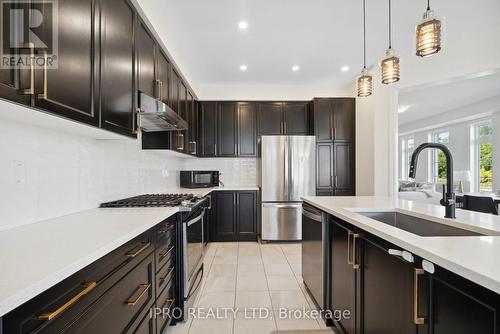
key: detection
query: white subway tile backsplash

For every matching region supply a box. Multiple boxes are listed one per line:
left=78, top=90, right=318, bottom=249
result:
left=1, top=117, right=257, bottom=230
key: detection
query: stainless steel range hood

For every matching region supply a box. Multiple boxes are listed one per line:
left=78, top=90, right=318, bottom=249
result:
left=138, top=92, right=188, bottom=132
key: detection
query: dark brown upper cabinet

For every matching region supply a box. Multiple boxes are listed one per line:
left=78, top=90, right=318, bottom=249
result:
left=238, top=102, right=257, bottom=157
left=217, top=102, right=238, bottom=157
left=187, top=92, right=198, bottom=155
left=199, top=101, right=217, bottom=157
left=311, top=97, right=355, bottom=142
left=258, top=101, right=309, bottom=136
left=170, top=68, right=180, bottom=113
left=99, top=0, right=137, bottom=137
left=283, top=102, right=309, bottom=135
left=258, top=102, right=283, bottom=135
left=136, top=20, right=156, bottom=97
left=156, top=51, right=170, bottom=105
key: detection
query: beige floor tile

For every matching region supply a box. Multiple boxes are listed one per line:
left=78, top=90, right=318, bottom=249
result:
left=239, top=241, right=261, bottom=248
left=236, top=275, right=269, bottom=291
left=208, top=264, right=238, bottom=277
left=212, top=254, right=238, bottom=265
left=203, top=275, right=237, bottom=292
left=189, top=317, right=234, bottom=334
left=239, top=247, right=261, bottom=256
left=285, top=253, right=302, bottom=264
left=274, top=310, right=321, bottom=331
left=216, top=247, right=239, bottom=256
left=235, top=291, right=273, bottom=308
left=196, top=291, right=235, bottom=308
left=269, top=290, right=310, bottom=309
left=264, top=263, right=293, bottom=276
left=267, top=275, right=301, bottom=291
left=290, top=263, right=302, bottom=277
left=234, top=311, right=277, bottom=334
left=167, top=318, right=192, bottom=334
left=262, top=254, right=288, bottom=264
left=217, top=242, right=239, bottom=249
left=238, top=255, right=263, bottom=264
left=238, top=264, right=265, bottom=276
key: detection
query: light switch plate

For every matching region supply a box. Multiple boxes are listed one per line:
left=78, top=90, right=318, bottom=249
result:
left=10, top=160, right=26, bottom=185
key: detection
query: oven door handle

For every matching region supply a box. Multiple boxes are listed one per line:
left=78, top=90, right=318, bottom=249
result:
left=186, top=212, right=203, bottom=227
left=187, top=266, right=204, bottom=300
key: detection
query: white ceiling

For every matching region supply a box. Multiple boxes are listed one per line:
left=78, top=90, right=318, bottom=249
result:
left=398, top=70, right=500, bottom=125
left=136, top=0, right=500, bottom=99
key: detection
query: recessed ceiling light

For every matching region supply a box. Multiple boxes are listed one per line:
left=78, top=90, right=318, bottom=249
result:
left=341, top=66, right=350, bottom=72
left=292, top=65, right=300, bottom=72
left=240, top=65, right=248, bottom=71
left=238, top=21, right=248, bottom=30
left=398, top=105, right=410, bottom=113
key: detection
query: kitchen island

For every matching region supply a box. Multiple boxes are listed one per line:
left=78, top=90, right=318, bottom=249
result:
left=302, top=195, right=500, bottom=334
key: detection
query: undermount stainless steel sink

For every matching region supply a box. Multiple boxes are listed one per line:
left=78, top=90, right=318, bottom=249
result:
left=358, top=211, right=484, bottom=237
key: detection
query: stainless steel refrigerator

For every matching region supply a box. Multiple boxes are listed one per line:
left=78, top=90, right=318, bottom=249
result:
left=259, top=136, right=316, bottom=241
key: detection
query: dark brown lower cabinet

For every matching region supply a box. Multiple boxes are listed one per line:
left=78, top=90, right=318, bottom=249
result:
left=211, top=191, right=257, bottom=242
left=328, top=215, right=500, bottom=334
left=132, top=310, right=156, bottom=334
left=330, top=218, right=358, bottom=333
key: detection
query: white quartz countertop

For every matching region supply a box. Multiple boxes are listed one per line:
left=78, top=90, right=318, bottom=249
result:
left=302, top=196, right=500, bottom=295
left=0, top=187, right=259, bottom=317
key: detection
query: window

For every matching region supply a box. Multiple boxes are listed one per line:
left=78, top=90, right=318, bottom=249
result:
left=431, top=130, right=449, bottom=184
left=472, top=122, right=493, bottom=192
left=401, top=137, right=415, bottom=180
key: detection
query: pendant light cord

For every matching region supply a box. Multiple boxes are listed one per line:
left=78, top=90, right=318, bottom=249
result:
left=388, top=0, right=392, bottom=49
left=363, top=0, right=367, bottom=69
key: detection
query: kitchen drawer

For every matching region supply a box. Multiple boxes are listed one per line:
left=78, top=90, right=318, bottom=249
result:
left=156, top=260, right=175, bottom=296
left=155, top=240, right=175, bottom=273
left=156, top=280, right=175, bottom=334
left=156, top=219, right=175, bottom=245
left=128, top=308, right=156, bottom=334
left=61, top=253, right=156, bottom=334
left=3, top=230, right=154, bottom=334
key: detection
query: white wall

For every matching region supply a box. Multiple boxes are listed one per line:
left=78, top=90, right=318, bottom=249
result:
left=493, top=112, right=500, bottom=191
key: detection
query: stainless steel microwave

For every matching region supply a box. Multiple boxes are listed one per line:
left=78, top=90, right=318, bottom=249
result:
left=180, top=171, right=219, bottom=188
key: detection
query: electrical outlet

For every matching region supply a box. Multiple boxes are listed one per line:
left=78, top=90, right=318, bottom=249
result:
left=10, top=160, right=26, bottom=185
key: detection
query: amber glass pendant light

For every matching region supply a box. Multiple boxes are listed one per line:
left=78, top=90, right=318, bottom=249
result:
left=357, top=0, right=372, bottom=97
left=380, top=0, right=400, bottom=84
left=416, top=0, right=442, bottom=57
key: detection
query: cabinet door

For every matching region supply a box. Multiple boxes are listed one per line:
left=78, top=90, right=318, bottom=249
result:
left=100, top=0, right=136, bottom=136
left=213, top=191, right=237, bottom=242
left=361, top=235, right=416, bottom=334
left=317, top=143, right=334, bottom=189
left=313, top=98, right=333, bottom=142
left=199, top=102, right=217, bottom=157
left=238, top=102, right=257, bottom=157
left=237, top=191, right=257, bottom=241
left=131, top=309, right=155, bottom=334
left=430, top=267, right=498, bottom=334
left=333, top=98, right=355, bottom=142
left=176, top=82, right=187, bottom=153
left=136, top=21, right=156, bottom=97
left=258, top=102, right=283, bottom=135
left=317, top=189, right=334, bottom=196
left=284, top=102, right=308, bottom=135
left=217, top=102, right=237, bottom=157
left=334, top=143, right=354, bottom=195
left=187, top=92, right=198, bottom=155
left=0, top=45, right=31, bottom=105
left=169, top=69, right=179, bottom=112
left=33, top=0, right=97, bottom=125
left=157, top=52, right=170, bottom=105
left=330, top=220, right=357, bottom=333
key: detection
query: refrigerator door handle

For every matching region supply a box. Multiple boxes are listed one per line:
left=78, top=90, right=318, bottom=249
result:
left=284, top=137, right=289, bottom=201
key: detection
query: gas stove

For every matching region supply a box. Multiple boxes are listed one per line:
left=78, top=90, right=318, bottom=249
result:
left=99, top=193, right=196, bottom=208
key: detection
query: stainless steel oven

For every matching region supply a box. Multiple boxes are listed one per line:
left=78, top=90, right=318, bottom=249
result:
left=182, top=206, right=205, bottom=315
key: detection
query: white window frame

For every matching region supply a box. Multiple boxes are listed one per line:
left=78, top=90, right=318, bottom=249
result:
left=400, top=136, right=415, bottom=180
left=470, top=120, right=493, bottom=193
left=430, top=129, right=450, bottom=185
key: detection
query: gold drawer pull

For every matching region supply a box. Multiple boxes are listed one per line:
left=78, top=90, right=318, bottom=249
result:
left=126, top=283, right=151, bottom=306
left=38, top=282, right=97, bottom=321
left=414, top=268, right=426, bottom=325
left=37, top=51, right=48, bottom=99
left=347, top=231, right=353, bottom=265
left=126, top=242, right=151, bottom=258
left=21, top=45, right=35, bottom=95
left=159, top=246, right=174, bottom=260
left=158, top=224, right=173, bottom=235
left=352, top=233, right=360, bottom=269
left=159, top=267, right=175, bottom=283
left=163, top=298, right=175, bottom=309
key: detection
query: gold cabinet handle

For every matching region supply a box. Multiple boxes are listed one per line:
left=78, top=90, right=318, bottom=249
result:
left=177, top=133, right=184, bottom=150
left=214, top=143, right=217, bottom=156
left=155, top=79, right=162, bottom=100
left=37, top=51, right=48, bottom=99
left=159, top=245, right=174, bottom=261
left=126, top=283, right=151, bottom=306
left=133, top=108, right=142, bottom=135
left=352, top=233, right=360, bottom=269
left=347, top=231, right=353, bottom=265
left=21, top=45, right=35, bottom=95
left=158, top=224, right=173, bottom=235
left=38, top=282, right=97, bottom=320
left=284, top=122, right=287, bottom=134
left=192, top=141, right=197, bottom=155
left=126, top=241, right=150, bottom=258
left=414, top=268, right=426, bottom=325
left=334, top=175, right=338, bottom=188
left=159, top=267, right=175, bottom=283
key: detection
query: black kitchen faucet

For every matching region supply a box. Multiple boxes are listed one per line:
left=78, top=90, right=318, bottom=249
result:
left=409, top=143, right=456, bottom=219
